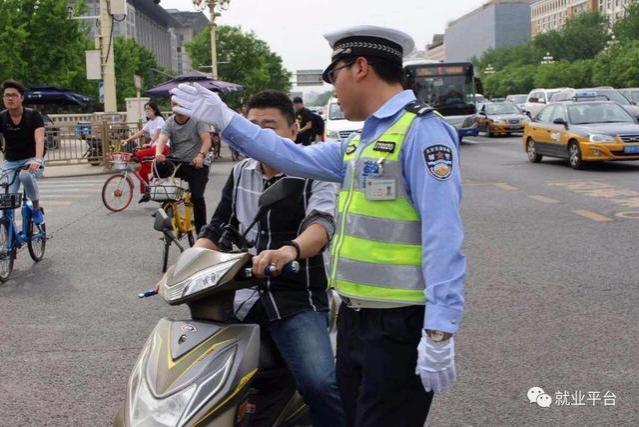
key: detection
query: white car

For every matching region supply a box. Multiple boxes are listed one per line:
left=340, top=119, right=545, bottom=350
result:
left=524, top=88, right=568, bottom=117
left=324, top=97, right=363, bottom=141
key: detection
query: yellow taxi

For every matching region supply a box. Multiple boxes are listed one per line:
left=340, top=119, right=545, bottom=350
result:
left=476, top=102, right=529, bottom=137
left=523, top=101, right=639, bottom=169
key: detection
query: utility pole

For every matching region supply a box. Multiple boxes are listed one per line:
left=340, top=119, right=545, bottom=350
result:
left=193, top=0, right=230, bottom=80
left=100, top=0, right=117, bottom=112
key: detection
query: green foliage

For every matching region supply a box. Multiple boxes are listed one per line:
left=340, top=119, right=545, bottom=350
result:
left=614, top=2, right=639, bottom=42
left=475, top=10, right=611, bottom=93
left=113, top=36, right=162, bottom=110
left=592, top=41, right=639, bottom=87
left=185, top=25, right=291, bottom=107
left=0, top=0, right=95, bottom=99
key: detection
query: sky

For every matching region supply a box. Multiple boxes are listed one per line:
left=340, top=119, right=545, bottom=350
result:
left=161, top=0, right=491, bottom=90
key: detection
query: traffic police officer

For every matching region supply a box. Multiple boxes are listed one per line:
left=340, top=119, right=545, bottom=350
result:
left=171, top=25, right=466, bottom=426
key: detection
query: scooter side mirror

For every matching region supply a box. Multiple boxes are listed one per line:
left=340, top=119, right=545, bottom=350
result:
left=153, top=208, right=176, bottom=242
left=258, top=177, right=306, bottom=210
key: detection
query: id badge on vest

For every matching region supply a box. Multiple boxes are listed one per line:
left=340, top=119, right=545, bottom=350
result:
left=365, top=178, right=397, bottom=200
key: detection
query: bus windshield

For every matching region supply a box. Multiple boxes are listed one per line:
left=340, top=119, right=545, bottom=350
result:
left=407, top=63, right=477, bottom=117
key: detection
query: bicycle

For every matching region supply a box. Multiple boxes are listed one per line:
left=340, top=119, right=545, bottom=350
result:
left=148, top=158, right=196, bottom=272
left=0, top=167, right=47, bottom=282
left=101, top=151, right=154, bottom=212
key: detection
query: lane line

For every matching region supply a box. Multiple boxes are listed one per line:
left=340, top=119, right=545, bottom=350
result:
left=38, top=188, right=100, bottom=193
left=494, top=182, right=518, bottom=191
left=40, top=195, right=91, bottom=199
left=39, top=201, right=74, bottom=207
left=573, top=210, right=613, bottom=222
left=528, top=194, right=560, bottom=204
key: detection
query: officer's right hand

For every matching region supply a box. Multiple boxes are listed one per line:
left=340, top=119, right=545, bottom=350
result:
left=155, top=153, right=166, bottom=162
left=416, top=333, right=456, bottom=394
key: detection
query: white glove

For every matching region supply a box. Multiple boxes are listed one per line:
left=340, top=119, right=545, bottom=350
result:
left=170, top=83, right=236, bottom=132
left=416, top=333, right=456, bottom=394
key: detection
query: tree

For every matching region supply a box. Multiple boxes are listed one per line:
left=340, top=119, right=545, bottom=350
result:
left=593, top=41, right=639, bottom=88
left=558, top=11, right=609, bottom=61
left=0, top=0, right=94, bottom=95
left=113, top=36, right=162, bottom=110
left=614, top=2, right=639, bottom=42
left=185, top=25, right=291, bottom=107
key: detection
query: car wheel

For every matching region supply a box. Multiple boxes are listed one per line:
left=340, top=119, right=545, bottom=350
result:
left=568, top=141, right=585, bottom=170
left=527, top=138, right=542, bottom=163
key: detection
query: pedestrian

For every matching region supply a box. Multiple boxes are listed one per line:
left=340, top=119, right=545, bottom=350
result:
left=0, top=79, right=46, bottom=224
left=155, top=104, right=212, bottom=233
left=311, top=110, right=325, bottom=142
left=125, top=102, right=169, bottom=202
left=194, top=90, right=343, bottom=426
left=171, top=25, right=465, bottom=427
left=293, top=97, right=314, bottom=146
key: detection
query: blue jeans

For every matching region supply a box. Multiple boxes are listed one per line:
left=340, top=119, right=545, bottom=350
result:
left=1, top=157, right=44, bottom=201
left=265, top=310, right=345, bottom=427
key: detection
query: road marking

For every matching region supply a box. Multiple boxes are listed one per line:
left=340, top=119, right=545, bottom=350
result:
left=40, top=201, right=74, bottom=206
left=494, top=182, right=518, bottom=191
left=528, top=194, right=560, bottom=204
left=40, top=195, right=91, bottom=199
left=615, top=211, right=639, bottom=219
left=39, top=183, right=102, bottom=188
left=573, top=210, right=613, bottom=222
left=38, top=188, right=100, bottom=193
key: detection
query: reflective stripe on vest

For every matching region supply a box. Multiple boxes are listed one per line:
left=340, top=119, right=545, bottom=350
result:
left=330, top=111, right=425, bottom=304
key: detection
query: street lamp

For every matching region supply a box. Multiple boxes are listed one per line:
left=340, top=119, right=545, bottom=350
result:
left=192, top=0, right=232, bottom=80
left=541, top=52, right=555, bottom=64
left=484, top=64, right=496, bottom=75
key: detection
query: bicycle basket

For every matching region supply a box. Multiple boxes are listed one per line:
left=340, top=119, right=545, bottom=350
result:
left=109, top=152, right=133, bottom=171
left=148, top=180, right=185, bottom=202
left=0, top=193, right=22, bottom=210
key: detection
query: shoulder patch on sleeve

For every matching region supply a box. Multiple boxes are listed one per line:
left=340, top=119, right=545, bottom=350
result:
left=423, top=144, right=453, bottom=181
left=404, top=100, right=434, bottom=116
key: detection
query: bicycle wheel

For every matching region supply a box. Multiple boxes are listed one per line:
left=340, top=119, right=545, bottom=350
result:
left=102, top=174, right=134, bottom=212
left=27, top=212, right=46, bottom=262
left=0, top=221, right=15, bottom=282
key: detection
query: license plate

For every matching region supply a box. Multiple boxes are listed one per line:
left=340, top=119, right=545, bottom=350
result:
left=510, top=125, right=522, bottom=130
left=624, top=146, right=639, bottom=154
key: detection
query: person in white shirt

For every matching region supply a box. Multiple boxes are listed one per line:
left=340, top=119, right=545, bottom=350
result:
left=125, top=102, right=169, bottom=202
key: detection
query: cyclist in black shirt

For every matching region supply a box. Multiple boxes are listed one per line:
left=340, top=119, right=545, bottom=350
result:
left=0, top=80, right=45, bottom=224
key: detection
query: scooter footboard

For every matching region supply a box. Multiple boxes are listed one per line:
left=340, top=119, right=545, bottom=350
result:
left=118, top=318, right=260, bottom=427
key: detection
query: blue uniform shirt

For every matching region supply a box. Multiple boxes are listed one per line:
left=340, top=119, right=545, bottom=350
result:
left=223, top=90, right=466, bottom=333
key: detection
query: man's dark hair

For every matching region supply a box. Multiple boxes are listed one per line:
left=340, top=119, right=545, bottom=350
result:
left=2, top=79, right=25, bottom=96
left=246, top=90, right=296, bottom=125
left=292, top=96, right=303, bottom=104
left=354, top=56, right=404, bottom=85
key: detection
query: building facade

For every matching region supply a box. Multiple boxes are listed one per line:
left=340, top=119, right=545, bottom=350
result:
left=445, top=0, right=532, bottom=62
left=74, top=1, right=207, bottom=74
left=531, top=0, right=635, bottom=35
left=426, top=34, right=445, bottom=62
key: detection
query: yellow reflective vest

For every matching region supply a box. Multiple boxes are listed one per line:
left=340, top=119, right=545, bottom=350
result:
left=330, top=111, right=425, bottom=304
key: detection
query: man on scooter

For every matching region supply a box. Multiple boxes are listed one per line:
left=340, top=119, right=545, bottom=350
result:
left=194, top=90, right=344, bottom=426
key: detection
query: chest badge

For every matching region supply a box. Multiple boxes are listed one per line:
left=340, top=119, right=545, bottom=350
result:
left=424, top=145, right=454, bottom=181
left=346, top=144, right=357, bottom=155
left=373, top=141, right=396, bottom=153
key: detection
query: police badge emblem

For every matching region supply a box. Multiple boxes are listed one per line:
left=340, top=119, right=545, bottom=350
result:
left=423, top=145, right=453, bottom=181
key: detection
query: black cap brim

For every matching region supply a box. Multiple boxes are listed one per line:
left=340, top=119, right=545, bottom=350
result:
left=322, top=58, right=341, bottom=84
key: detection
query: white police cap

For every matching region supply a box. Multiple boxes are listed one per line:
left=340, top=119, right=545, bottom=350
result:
left=322, top=25, right=415, bottom=83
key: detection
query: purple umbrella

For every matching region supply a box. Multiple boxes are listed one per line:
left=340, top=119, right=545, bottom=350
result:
left=144, top=71, right=243, bottom=97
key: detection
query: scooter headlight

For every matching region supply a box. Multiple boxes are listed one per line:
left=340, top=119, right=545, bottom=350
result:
left=161, top=259, right=238, bottom=302
left=130, top=378, right=196, bottom=427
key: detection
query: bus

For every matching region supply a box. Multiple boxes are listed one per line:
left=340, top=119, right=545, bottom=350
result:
left=404, top=60, right=481, bottom=141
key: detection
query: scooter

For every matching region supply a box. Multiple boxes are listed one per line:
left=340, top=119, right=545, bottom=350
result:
left=115, top=177, right=329, bottom=427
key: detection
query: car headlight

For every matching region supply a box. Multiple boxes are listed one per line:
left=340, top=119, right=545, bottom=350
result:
left=326, top=130, right=340, bottom=139
left=161, top=259, right=238, bottom=302
left=589, top=134, right=616, bottom=143
left=492, top=119, right=505, bottom=124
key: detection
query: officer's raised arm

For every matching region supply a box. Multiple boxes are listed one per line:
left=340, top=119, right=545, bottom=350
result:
left=170, top=83, right=344, bottom=183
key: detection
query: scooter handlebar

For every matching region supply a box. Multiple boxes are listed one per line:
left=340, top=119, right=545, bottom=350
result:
left=243, top=260, right=300, bottom=278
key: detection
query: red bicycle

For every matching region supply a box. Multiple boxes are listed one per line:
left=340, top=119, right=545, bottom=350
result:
left=101, top=152, right=155, bottom=212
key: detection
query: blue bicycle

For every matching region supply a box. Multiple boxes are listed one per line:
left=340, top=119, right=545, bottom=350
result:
left=0, top=167, right=47, bottom=282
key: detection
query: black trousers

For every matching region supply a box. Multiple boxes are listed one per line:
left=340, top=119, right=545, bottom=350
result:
left=175, top=164, right=209, bottom=233
left=336, top=303, right=434, bottom=427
